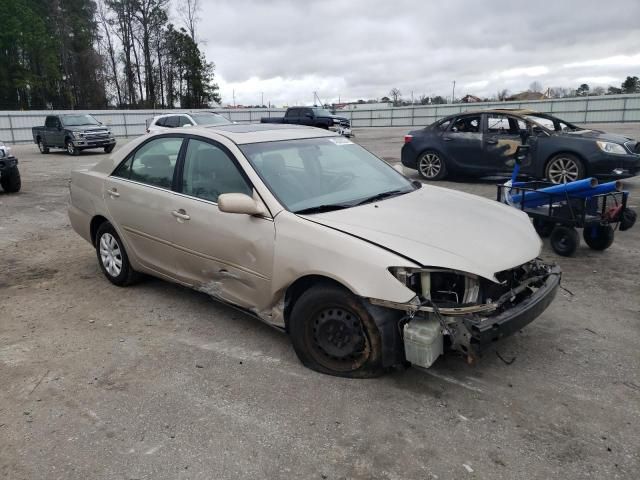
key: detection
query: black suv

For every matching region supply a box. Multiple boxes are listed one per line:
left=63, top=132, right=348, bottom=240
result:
left=401, top=109, right=640, bottom=183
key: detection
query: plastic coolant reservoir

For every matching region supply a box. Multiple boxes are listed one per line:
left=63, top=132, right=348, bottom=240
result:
left=403, top=317, right=444, bottom=369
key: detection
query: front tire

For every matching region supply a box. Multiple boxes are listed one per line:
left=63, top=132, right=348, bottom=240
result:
left=545, top=154, right=584, bottom=184
left=95, top=222, right=139, bottom=286
left=104, top=144, right=115, bottom=153
left=417, top=150, right=447, bottom=180
left=0, top=167, right=21, bottom=193
left=289, top=284, right=383, bottom=378
left=66, top=139, right=80, bottom=156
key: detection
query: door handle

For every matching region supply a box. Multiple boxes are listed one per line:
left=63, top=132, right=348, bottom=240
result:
left=107, top=188, right=120, bottom=197
left=485, top=138, right=498, bottom=145
left=171, top=209, right=190, bottom=220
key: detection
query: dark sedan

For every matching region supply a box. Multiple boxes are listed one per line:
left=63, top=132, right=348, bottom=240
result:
left=401, top=109, right=640, bottom=183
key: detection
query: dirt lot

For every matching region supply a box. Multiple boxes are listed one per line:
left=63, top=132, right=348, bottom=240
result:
left=1, top=126, right=639, bottom=479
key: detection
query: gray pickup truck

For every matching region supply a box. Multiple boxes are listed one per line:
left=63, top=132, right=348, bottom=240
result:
left=32, top=114, right=116, bottom=156
left=261, top=107, right=352, bottom=136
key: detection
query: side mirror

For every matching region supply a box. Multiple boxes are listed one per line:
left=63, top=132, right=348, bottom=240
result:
left=218, top=193, right=266, bottom=216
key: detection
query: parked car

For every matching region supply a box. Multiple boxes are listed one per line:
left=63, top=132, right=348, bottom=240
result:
left=261, top=107, right=352, bottom=136
left=402, top=109, right=640, bottom=183
left=146, top=112, right=231, bottom=133
left=32, top=114, right=117, bottom=156
left=68, top=124, right=560, bottom=377
left=0, top=142, right=20, bottom=193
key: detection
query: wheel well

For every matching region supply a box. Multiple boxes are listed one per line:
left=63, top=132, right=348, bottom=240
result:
left=544, top=151, right=588, bottom=176
left=90, top=215, right=109, bottom=246
left=283, top=275, right=351, bottom=332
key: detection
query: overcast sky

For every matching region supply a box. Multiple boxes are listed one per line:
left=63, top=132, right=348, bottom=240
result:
left=193, top=0, right=640, bottom=106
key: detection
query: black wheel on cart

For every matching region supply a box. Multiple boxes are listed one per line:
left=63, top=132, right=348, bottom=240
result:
left=583, top=225, right=614, bottom=251
left=550, top=226, right=579, bottom=256
left=532, top=218, right=555, bottom=238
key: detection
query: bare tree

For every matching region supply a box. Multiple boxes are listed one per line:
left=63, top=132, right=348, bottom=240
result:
left=496, top=89, right=509, bottom=101
left=178, top=0, right=200, bottom=41
left=529, top=81, right=542, bottom=93
left=389, top=87, right=401, bottom=106
left=97, top=0, right=122, bottom=106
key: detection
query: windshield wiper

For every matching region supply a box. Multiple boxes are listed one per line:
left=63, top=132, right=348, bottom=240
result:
left=294, top=204, right=352, bottom=215
left=354, top=189, right=409, bottom=206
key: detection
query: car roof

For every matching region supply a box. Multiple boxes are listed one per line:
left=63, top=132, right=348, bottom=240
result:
left=198, top=123, right=338, bottom=144
left=456, top=108, right=539, bottom=117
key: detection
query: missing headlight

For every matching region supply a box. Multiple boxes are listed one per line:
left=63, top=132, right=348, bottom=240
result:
left=389, top=267, right=480, bottom=307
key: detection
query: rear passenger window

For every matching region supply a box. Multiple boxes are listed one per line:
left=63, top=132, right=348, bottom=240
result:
left=179, top=116, right=193, bottom=127
left=113, top=137, right=182, bottom=189
left=164, top=116, right=179, bottom=128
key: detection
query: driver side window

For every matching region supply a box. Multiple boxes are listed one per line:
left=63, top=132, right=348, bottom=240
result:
left=451, top=116, right=480, bottom=133
left=181, top=139, right=252, bottom=203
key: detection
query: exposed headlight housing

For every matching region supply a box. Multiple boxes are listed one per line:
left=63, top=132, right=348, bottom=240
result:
left=596, top=140, right=626, bottom=155
left=388, top=267, right=480, bottom=307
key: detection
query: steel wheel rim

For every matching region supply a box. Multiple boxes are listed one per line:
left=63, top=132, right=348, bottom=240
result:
left=99, top=233, right=123, bottom=277
left=311, top=307, right=370, bottom=371
left=419, top=152, right=442, bottom=179
left=548, top=157, right=579, bottom=184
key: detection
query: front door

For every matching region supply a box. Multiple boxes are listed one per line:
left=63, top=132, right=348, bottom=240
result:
left=168, top=137, right=276, bottom=311
left=104, top=136, right=184, bottom=278
left=442, top=115, right=484, bottom=173
left=483, top=114, right=525, bottom=173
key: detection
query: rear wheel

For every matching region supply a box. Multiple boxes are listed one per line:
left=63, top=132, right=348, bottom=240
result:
left=37, top=138, right=49, bottom=154
left=289, top=284, right=383, bottom=378
left=0, top=167, right=21, bottom=193
left=550, top=225, right=579, bottom=256
left=66, top=139, right=80, bottom=156
left=583, top=225, right=614, bottom=251
left=545, top=154, right=584, bottom=184
left=95, top=222, right=139, bottom=286
left=418, top=150, right=447, bottom=180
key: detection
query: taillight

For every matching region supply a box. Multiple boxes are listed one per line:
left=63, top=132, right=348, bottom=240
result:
left=404, top=135, right=413, bottom=144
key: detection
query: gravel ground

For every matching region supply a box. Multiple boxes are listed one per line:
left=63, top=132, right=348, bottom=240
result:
left=1, top=125, right=639, bottom=480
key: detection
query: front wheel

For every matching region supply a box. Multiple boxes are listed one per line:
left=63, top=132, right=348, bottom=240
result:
left=289, top=284, right=383, bottom=378
left=66, top=140, right=80, bottom=156
left=104, top=144, right=115, bottom=153
left=0, top=167, right=21, bottom=193
left=417, top=150, right=447, bottom=180
left=95, top=222, right=139, bottom=286
left=545, top=154, right=584, bottom=184
left=583, top=225, right=614, bottom=250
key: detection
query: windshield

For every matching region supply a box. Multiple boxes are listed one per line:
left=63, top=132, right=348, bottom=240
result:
left=61, top=114, right=100, bottom=126
left=191, top=112, right=231, bottom=126
left=312, top=108, right=335, bottom=117
left=241, top=137, right=415, bottom=213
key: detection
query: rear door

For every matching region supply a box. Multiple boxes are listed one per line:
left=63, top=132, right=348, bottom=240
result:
left=441, top=114, right=484, bottom=173
left=483, top=114, right=524, bottom=173
left=167, top=137, right=276, bottom=310
left=104, top=136, right=185, bottom=278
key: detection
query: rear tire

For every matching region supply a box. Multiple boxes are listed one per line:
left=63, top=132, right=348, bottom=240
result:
left=417, top=150, right=447, bottom=180
left=289, top=284, right=383, bottom=378
left=37, top=138, right=50, bottom=154
left=583, top=225, right=614, bottom=251
left=0, top=167, right=21, bottom=193
left=550, top=225, right=579, bottom=256
left=95, top=222, right=139, bottom=286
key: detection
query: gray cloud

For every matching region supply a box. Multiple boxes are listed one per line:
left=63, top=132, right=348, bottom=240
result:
left=196, top=0, right=640, bottom=106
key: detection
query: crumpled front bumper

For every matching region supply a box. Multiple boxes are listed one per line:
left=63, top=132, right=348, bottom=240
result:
left=463, top=264, right=561, bottom=355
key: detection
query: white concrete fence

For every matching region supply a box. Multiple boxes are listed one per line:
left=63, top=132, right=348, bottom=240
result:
left=2, top=94, right=639, bottom=144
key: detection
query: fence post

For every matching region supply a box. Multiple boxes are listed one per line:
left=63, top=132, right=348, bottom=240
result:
left=622, top=97, right=628, bottom=122
left=123, top=112, right=129, bottom=137
left=584, top=97, right=589, bottom=123
left=411, top=106, right=415, bottom=126
left=7, top=114, right=16, bottom=143
left=370, top=109, right=373, bottom=127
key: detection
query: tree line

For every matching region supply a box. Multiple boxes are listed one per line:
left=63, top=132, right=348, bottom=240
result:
left=0, top=0, right=220, bottom=110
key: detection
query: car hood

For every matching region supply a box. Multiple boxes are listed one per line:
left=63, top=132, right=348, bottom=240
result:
left=301, top=186, right=541, bottom=281
left=558, top=129, right=633, bottom=143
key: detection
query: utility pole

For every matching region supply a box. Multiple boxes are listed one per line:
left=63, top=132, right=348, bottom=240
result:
left=451, top=81, right=456, bottom=104
left=261, top=92, right=264, bottom=107
left=232, top=89, right=236, bottom=108
left=411, top=91, right=414, bottom=105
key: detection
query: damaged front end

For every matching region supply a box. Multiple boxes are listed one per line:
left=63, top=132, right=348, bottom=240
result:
left=369, top=259, right=561, bottom=368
